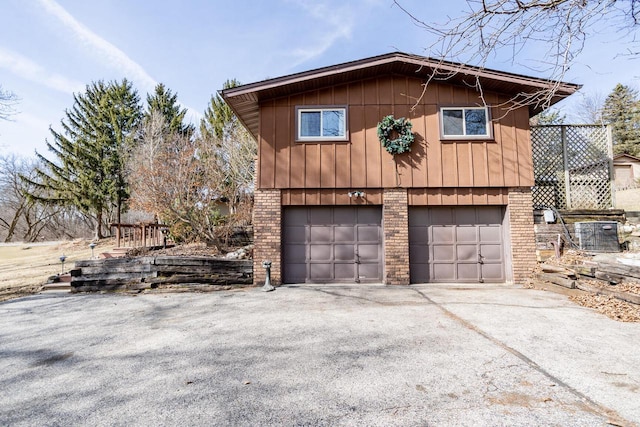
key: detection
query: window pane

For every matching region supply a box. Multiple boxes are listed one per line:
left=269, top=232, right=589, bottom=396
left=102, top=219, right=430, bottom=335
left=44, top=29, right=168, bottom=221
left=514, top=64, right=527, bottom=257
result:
left=442, top=109, right=463, bottom=135
left=300, top=111, right=321, bottom=137
left=465, top=109, right=487, bottom=135
left=322, top=110, right=345, bottom=137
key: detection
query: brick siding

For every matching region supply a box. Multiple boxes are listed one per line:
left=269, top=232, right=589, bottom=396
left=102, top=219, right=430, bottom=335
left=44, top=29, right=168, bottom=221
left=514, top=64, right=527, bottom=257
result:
left=253, top=189, right=282, bottom=286
left=383, top=188, right=410, bottom=285
left=508, top=187, right=536, bottom=284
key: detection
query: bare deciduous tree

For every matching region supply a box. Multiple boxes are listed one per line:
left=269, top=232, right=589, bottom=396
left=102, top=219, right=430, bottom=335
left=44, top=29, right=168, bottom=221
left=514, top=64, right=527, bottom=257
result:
left=394, top=0, right=640, bottom=111
left=0, top=155, right=86, bottom=242
left=574, top=92, right=606, bottom=124
left=127, top=112, right=255, bottom=249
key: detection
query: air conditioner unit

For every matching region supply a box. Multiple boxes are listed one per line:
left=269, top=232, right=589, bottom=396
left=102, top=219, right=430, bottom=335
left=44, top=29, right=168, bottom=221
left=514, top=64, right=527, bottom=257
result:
left=574, top=222, right=620, bottom=252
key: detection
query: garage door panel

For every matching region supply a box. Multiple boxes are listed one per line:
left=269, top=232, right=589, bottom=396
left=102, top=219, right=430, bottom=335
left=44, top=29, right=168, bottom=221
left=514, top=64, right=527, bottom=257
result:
left=358, top=244, right=380, bottom=261
left=480, top=244, right=502, bottom=261
left=432, top=227, right=455, bottom=244
left=433, top=245, right=454, bottom=261
left=310, top=245, right=332, bottom=261
left=358, top=208, right=382, bottom=223
left=309, top=208, right=333, bottom=224
left=358, top=263, right=380, bottom=280
left=284, top=209, right=307, bottom=225
left=479, top=226, right=501, bottom=242
left=455, top=207, right=477, bottom=224
left=457, top=263, right=479, bottom=280
left=335, top=263, right=356, bottom=280
left=333, top=207, right=357, bottom=224
left=482, top=264, right=504, bottom=281
left=335, top=226, right=355, bottom=242
left=477, top=207, right=503, bottom=223
left=410, top=244, right=429, bottom=261
left=335, top=245, right=354, bottom=260
left=287, top=226, right=306, bottom=243
left=409, top=206, right=505, bottom=283
left=456, top=245, right=478, bottom=262
left=284, top=244, right=306, bottom=262
left=358, top=226, right=379, bottom=242
left=430, top=208, right=455, bottom=224
left=310, top=226, right=333, bottom=242
left=286, top=264, right=307, bottom=282
left=433, top=264, right=455, bottom=280
left=310, top=264, right=332, bottom=280
left=409, top=211, right=429, bottom=226
left=410, top=263, right=429, bottom=283
left=409, top=226, right=428, bottom=241
left=456, top=227, right=477, bottom=243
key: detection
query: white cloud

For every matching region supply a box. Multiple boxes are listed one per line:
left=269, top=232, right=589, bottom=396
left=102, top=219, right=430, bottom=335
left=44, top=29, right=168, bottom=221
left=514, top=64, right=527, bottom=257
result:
left=37, top=0, right=158, bottom=93
left=36, top=0, right=201, bottom=118
left=285, top=0, right=355, bottom=67
left=0, top=48, right=84, bottom=94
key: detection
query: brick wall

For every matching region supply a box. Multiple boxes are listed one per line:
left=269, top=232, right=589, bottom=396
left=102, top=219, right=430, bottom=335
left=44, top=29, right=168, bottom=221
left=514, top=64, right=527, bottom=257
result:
left=508, top=187, right=536, bottom=284
left=383, top=188, right=410, bottom=285
left=253, top=189, right=282, bottom=285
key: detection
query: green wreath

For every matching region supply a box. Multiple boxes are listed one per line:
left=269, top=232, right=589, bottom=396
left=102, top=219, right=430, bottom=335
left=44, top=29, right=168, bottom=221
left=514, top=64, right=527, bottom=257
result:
left=377, top=115, right=414, bottom=155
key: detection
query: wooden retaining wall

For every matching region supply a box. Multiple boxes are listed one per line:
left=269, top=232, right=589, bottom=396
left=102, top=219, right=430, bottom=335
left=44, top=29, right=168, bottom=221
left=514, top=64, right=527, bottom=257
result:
left=71, top=257, right=253, bottom=292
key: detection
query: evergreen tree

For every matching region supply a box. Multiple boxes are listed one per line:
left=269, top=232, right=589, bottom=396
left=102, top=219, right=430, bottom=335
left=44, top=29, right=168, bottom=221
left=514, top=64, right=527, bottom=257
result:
left=25, top=80, right=142, bottom=239
left=199, top=78, right=256, bottom=214
left=530, top=108, right=566, bottom=126
left=145, top=83, right=194, bottom=136
left=200, top=79, right=241, bottom=140
left=602, top=83, right=640, bottom=155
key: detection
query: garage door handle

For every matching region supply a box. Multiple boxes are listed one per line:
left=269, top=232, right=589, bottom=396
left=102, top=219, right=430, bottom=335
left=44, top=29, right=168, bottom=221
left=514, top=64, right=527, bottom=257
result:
left=478, top=254, right=484, bottom=264
left=355, top=248, right=360, bottom=264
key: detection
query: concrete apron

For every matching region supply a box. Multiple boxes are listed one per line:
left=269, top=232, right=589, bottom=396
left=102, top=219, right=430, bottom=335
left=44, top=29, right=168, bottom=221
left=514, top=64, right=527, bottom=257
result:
left=411, top=283, right=640, bottom=425
left=0, top=283, right=638, bottom=426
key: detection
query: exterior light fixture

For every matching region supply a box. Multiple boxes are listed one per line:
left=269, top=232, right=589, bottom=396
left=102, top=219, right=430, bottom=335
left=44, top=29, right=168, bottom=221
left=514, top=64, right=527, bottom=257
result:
left=89, top=242, right=97, bottom=259
left=59, top=255, right=67, bottom=275
left=348, top=191, right=366, bottom=198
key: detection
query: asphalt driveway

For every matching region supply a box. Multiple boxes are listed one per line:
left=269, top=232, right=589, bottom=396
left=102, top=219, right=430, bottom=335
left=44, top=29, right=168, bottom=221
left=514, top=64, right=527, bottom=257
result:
left=0, top=284, right=638, bottom=426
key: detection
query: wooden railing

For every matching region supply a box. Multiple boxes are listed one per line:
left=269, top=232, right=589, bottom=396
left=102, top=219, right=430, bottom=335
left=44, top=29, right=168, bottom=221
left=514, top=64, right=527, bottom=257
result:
left=110, top=223, right=170, bottom=248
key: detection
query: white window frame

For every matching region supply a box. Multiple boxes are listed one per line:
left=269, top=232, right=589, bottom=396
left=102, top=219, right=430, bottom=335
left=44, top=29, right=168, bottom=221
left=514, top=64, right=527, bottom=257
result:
left=296, top=106, right=348, bottom=142
left=440, top=106, right=492, bottom=140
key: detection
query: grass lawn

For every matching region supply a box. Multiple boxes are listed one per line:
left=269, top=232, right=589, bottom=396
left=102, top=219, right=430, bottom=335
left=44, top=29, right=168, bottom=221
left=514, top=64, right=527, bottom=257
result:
left=0, top=239, right=116, bottom=301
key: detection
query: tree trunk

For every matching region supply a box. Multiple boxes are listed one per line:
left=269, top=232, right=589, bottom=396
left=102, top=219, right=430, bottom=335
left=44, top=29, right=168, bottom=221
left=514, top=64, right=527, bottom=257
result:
left=95, top=211, right=104, bottom=240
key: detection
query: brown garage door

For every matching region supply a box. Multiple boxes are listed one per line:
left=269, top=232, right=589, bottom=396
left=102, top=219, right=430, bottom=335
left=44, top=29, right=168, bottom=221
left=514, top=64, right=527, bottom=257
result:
left=283, top=206, right=382, bottom=283
left=409, top=207, right=505, bottom=283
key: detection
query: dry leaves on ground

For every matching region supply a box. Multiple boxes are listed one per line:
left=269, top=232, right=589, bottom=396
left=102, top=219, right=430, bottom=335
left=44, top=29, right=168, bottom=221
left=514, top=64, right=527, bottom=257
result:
left=569, top=293, right=640, bottom=322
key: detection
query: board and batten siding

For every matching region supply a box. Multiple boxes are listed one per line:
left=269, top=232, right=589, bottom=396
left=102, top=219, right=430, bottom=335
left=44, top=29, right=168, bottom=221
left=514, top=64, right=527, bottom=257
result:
left=257, top=75, right=534, bottom=197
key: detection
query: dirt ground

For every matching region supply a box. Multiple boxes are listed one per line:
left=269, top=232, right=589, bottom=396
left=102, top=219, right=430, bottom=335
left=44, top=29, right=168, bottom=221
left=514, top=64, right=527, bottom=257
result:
left=0, top=239, right=116, bottom=302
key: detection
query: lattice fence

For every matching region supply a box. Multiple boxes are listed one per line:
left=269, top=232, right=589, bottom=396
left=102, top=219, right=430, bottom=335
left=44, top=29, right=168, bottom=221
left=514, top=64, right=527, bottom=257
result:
left=531, top=125, right=613, bottom=210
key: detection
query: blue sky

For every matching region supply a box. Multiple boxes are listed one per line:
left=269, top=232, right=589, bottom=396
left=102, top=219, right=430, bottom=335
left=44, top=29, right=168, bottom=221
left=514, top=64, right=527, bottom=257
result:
left=1, top=0, right=639, bottom=158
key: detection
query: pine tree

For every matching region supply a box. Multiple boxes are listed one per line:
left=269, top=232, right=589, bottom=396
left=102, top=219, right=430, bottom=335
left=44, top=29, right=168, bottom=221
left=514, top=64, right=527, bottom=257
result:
left=602, top=84, right=640, bottom=155
left=25, top=80, right=142, bottom=239
left=199, top=78, right=256, bottom=215
left=145, top=83, right=194, bottom=136
left=200, top=79, right=241, bottom=140
left=530, top=108, right=566, bottom=126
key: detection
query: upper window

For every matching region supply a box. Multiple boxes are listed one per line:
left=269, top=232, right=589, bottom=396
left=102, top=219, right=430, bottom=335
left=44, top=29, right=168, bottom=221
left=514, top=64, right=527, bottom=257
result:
left=440, top=106, right=492, bottom=139
left=296, top=107, right=347, bottom=141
